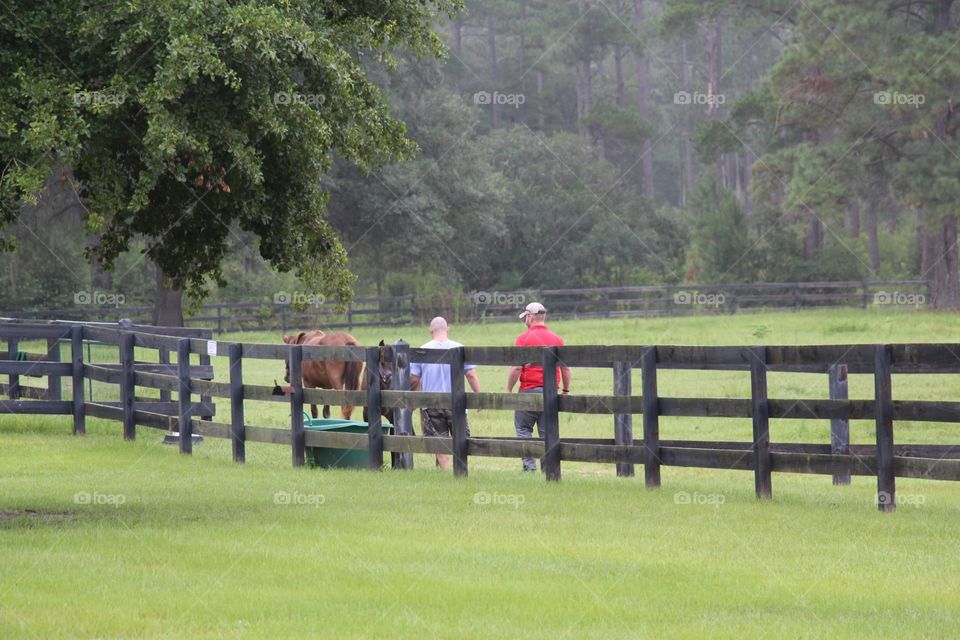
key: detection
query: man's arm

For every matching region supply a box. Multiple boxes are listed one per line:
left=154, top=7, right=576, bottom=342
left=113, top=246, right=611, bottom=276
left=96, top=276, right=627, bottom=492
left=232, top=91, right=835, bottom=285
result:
left=560, top=367, right=572, bottom=394
left=506, top=366, right=522, bottom=392
left=465, top=369, right=481, bottom=393
left=410, top=374, right=421, bottom=391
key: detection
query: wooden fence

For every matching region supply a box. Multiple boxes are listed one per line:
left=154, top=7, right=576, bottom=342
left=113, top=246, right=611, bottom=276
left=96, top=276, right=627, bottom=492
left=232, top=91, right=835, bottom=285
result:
left=3, top=319, right=960, bottom=512
left=2, top=279, right=931, bottom=333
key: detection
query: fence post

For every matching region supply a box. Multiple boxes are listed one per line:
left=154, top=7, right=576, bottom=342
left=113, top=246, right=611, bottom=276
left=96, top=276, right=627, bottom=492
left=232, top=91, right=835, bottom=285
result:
left=829, top=364, right=851, bottom=485
left=641, top=347, right=661, bottom=488
left=216, top=306, right=223, bottom=334
left=158, top=347, right=171, bottom=403
left=613, top=361, right=635, bottom=477
left=198, top=348, right=213, bottom=421
left=288, top=344, right=305, bottom=467
left=450, top=346, right=469, bottom=477
left=541, top=346, right=561, bottom=482
left=71, top=325, right=85, bottom=436
left=46, top=337, right=62, bottom=400
left=750, top=347, right=772, bottom=499
left=391, top=339, right=413, bottom=470
left=793, top=284, right=801, bottom=310
left=874, top=344, right=895, bottom=513
left=177, top=338, right=193, bottom=455
left=366, top=347, right=384, bottom=470
left=229, top=343, right=245, bottom=463
left=120, top=332, right=136, bottom=441
left=862, top=281, right=870, bottom=309
left=7, top=337, right=19, bottom=400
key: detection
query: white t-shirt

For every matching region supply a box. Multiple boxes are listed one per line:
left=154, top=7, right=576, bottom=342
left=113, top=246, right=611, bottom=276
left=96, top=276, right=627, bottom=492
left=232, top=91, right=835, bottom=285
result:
left=409, top=339, right=475, bottom=393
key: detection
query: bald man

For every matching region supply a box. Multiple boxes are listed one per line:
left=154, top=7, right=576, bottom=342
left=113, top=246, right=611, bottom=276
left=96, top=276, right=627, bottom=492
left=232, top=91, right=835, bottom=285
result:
left=410, top=317, right=481, bottom=469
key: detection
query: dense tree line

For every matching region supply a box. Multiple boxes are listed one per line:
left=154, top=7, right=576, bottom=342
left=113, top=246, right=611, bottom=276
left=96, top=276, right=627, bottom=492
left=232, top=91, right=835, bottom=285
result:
left=2, top=0, right=958, bottom=315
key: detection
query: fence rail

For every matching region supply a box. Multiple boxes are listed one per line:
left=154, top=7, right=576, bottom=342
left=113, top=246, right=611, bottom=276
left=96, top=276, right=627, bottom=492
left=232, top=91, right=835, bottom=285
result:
left=1, top=279, right=931, bottom=333
left=2, top=318, right=959, bottom=512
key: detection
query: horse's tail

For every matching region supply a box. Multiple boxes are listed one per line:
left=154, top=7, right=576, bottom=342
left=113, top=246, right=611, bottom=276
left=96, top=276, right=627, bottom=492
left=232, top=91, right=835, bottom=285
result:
left=343, top=358, right=362, bottom=392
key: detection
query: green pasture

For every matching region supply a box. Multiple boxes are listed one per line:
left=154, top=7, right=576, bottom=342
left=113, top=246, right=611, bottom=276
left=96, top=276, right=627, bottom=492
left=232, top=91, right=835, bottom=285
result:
left=2, top=308, right=959, bottom=638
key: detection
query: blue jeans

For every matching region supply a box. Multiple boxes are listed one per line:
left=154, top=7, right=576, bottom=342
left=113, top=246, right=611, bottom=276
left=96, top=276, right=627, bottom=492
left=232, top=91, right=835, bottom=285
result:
left=514, top=387, right=543, bottom=471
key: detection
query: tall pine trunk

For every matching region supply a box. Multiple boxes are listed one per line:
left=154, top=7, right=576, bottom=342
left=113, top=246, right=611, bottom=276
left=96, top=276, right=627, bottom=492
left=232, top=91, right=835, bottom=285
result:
left=633, top=0, right=654, bottom=198
left=681, top=40, right=696, bottom=203
left=922, top=216, right=960, bottom=308
left=866, top=199, right=881, bottom=273
left=452, top=16, right=463, bottom=96
left=486, top=14, right=500, bottom=129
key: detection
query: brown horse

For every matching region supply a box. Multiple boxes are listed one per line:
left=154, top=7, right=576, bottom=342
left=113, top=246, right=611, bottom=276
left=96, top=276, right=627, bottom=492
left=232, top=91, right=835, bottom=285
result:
left=283, top=331, right=363, bottom=420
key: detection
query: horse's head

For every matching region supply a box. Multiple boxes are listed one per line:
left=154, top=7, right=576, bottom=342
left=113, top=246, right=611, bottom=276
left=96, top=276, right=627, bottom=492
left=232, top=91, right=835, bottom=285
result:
left=377, top=340, right=394, bottom=388
left=281, top=332, right=309, bottom=383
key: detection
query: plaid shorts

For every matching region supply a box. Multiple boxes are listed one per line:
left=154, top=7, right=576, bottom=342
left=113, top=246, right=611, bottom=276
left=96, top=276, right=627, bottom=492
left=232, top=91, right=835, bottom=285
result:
left=420, top=408, right=470, bottom=438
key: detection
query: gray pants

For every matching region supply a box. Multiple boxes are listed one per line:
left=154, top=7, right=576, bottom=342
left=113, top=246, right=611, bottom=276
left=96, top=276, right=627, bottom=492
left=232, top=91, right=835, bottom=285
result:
left=514, top=388, right=543, bottom=471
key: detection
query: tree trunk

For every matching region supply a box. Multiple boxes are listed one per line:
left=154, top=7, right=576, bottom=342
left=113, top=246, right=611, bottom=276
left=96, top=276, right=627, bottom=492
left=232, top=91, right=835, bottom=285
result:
left=804, top=217, right=822, bottom=260
left=153, top=264, right=184, bottom=327
left=535, top=70, right=545, bottom=129
left=486, top=14, right=500, bottom=129
left=613, top=40, right=627, bottom=177
left=633, top=0, right=655, bottom=199
left=739, top=153, right=752, bottom=215
left=705, top=20, right=723, bottom=117
left=518, top=3, right=527, bottom=96
left=681, top=40, right=696, bottom=202
left=846, top=201, right=861, bottom=238
left=452, top=16, right=463, bottom=96
left=866, top=200, right=881, bottom=273
left=923, top=216, right=960, bottom=308
left=88, top=234, right=113, bottom=291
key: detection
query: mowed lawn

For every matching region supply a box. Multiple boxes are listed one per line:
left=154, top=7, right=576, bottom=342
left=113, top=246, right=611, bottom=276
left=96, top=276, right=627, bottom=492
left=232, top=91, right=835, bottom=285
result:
left=3, top=308, right=960, bottom=638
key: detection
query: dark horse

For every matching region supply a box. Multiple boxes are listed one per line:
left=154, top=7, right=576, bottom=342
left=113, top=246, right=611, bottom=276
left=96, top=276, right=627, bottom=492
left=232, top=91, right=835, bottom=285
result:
left=362, top=340, right=396, bottom=425
left=283, top=331, right=363, bottom=419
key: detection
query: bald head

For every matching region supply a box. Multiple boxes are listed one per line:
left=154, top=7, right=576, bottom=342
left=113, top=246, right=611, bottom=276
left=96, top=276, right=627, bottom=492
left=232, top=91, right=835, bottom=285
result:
left=429, top=316, right=448, bottom=339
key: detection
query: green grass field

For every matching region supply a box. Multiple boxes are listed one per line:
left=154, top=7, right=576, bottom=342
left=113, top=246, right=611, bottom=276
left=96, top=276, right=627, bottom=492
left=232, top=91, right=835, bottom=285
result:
left=3, top=308, right=960, bottom=638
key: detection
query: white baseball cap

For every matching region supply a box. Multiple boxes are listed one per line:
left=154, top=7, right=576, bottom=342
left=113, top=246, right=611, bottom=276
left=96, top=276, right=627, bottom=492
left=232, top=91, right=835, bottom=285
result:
left=519, top=302, right=547, bottom=319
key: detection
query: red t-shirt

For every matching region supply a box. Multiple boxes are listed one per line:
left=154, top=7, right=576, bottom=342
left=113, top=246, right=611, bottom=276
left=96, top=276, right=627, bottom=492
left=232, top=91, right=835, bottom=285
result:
left=515, top=324, right=565, bottom=391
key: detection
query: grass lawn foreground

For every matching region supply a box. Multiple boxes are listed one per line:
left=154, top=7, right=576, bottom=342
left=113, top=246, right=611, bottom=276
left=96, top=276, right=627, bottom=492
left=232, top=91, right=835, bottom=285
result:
left=2, top=308, right=960, bottom=638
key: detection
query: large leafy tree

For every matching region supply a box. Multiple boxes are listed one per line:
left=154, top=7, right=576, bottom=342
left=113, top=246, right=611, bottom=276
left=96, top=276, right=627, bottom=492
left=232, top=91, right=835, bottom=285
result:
left=0, top=0, right=458, bottom=306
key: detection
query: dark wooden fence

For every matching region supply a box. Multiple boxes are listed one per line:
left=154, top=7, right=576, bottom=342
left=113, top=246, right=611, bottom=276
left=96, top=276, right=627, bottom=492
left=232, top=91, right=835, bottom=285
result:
left=2, top=279, right=931, bottom=333
left=3, top=319, right=959, bottom=512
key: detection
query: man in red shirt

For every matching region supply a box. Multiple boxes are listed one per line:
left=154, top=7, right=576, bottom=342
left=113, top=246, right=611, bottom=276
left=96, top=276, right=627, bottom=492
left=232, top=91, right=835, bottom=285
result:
left=506, top=302, right=571, bottom=471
